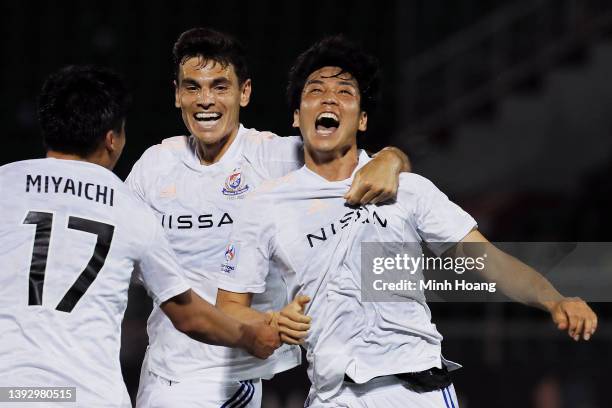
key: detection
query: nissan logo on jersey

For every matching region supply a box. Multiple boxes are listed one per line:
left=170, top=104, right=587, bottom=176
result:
left=306, top=207, right=388, bottom=248
left=160, top=213, right=234, bottom=229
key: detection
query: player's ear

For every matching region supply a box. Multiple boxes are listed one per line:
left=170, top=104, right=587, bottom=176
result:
left=358, top=111, right=368, bottom=132
left=104, top=130, right=116, bottom=153
left=240, top=79, right=252, bottom=107
left=292, top=109, right=300, bottom=128
left=104, top=130, right=117, bottom=153
left=174, top=80, right=180, bottom=108
left=105, top=124, right=124, bottom=153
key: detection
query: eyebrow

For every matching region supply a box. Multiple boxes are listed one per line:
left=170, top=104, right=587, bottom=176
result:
left=338, top=80, right=357, bottom=88
left=211, top=77, right=231, bottom=86
left=305, top=79, right=324, bottom=86
left=180, top=78, right=200, bottom=87
left=305, top=78, right=357, bottom=88
left=181, top=77, right=232, bottom=87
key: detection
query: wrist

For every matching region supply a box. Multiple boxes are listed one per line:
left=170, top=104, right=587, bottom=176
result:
left=237, top=322, right=254, bottom=350
left=376, top=148, right=403, bottom=174
left=265, top=310, right=280, bottom=328
left=541, top=295, right=564, bottom=313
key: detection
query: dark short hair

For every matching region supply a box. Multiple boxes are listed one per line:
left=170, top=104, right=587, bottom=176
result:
left=38, top=65, right=130, bottom=157
left=287, top=35, right=380, bottom=114
left=173, top=28, right=249, bottom=85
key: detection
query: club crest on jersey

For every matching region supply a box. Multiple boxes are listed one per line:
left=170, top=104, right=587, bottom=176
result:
left=222, top=168, right=249, bottom=198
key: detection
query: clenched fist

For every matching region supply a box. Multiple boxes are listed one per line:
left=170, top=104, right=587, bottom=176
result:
left=241, top=319, right=281, bottom=359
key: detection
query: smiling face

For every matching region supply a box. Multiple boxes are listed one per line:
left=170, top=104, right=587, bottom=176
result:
left=293, top=66, right=367, bottom=157
left=175, top=56, right=251, bottom=147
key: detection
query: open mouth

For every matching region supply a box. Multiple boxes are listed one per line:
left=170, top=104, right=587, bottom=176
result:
left=194, top=112, right=222, bottom=122
left=315, top=112, right=340, bottom=134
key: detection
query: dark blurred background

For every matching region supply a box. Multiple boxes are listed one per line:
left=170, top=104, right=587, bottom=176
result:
left=2, top=0, right=612, bottom=407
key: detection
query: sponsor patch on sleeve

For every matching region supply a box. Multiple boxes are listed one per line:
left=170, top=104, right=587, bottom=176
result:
left=220, top=242, right=239, bottom=275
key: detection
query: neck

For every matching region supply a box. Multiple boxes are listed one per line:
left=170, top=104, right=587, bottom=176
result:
left=196, top=126, right=240, bottom=165
left=46, top=150, right=110, bottom=169
left=304, top=144, right=359, bottom=181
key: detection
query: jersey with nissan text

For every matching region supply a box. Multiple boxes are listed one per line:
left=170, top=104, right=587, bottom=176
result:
left=125, top=125, right=304, bottom=381
left=217, top=151, right=477, bottom=401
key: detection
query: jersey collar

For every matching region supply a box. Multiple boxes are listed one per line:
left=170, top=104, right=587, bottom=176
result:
left=299, top=150, right=371, bottom=186
left=182, top=124, right=247, bottom=172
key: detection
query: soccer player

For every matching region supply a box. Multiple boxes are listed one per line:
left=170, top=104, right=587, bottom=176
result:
left=129, top=28, right=411, bottom=407
left=0, top=65, right=281, bottom=408
left=215, top=36, right=599, bottom=407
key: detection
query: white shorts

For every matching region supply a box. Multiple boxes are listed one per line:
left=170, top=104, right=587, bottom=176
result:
left=305, top=376, right=459, bottom=408
left=136, top=352, right=262, bottom=408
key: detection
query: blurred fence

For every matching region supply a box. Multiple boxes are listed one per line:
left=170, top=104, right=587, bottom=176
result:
left=399, top=0, right=612, bottom=139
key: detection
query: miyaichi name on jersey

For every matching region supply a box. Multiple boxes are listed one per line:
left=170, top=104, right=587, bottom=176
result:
left=26, top=174, right=115, bottom=207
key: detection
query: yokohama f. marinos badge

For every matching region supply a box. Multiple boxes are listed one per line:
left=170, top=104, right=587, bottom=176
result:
left=222, top=168, right=249, bottom=197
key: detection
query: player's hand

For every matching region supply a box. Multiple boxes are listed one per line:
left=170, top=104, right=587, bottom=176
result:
left=269, top=295, right=311, bottom=345
left=345, top=149, right=406, bottom=205
left=548, top=297, right=598, bottom=341
left=241, top=319, right=281, bottom=359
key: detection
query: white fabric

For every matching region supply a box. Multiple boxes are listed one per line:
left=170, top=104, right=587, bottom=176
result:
left=305, top=377, right=460, bottom=408
left=0, top=158, right=190, bottom=408
left=125, top=125, right=303, bottom=382
left=136, top=349, right=262, bottom=408
left=217, top=150, right=476, bottom=401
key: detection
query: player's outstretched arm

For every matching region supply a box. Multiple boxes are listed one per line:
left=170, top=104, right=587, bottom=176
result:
left=456, top=230, right=598, bottom=341
left=217, top=290, right=311, bottom=345
left=345, top=147, right=411, bottom=205
left=161, top=289, right=281, bottom=359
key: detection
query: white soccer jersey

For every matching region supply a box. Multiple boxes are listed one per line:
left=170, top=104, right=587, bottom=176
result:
left=125, top=125, right=304, bottom=382
left=217, top=151, right=477, bottom=401
left=0, top=158, right=190, bottom=408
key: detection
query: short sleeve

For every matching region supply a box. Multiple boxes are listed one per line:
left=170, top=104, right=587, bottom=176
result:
left=216, top=192, right=276, bottom=294
left=125, top=148, right=153, bottom=204
left=245, top=132, right=304, bottom=179
left=401, top=174, right=477, bottom=256
left=136, top=219, right=190, bottom=305
left=125, top=146, right=159, bottom=286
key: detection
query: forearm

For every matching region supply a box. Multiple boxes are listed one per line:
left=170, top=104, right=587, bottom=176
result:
left=458, top=231, right=563, bottom=311
left=375, top=147, right=411, bottom=173
left=216, top=300, right=269, bottom=326
left=456, top=231, right=597, bottom=341
left=477, top=244, right=564, bottom=310
left=162, top=290, right=247, bottom=348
